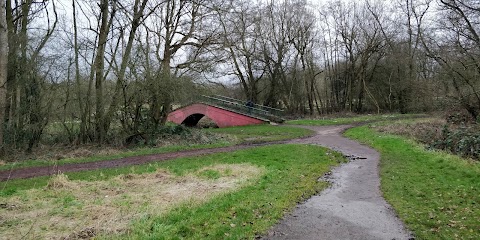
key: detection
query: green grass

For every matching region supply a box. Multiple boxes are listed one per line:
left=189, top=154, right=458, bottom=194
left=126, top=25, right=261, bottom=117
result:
left=207, top=124, right=314, bottom=142
left=0, top=143, right=230, bottom=172
left=287, top=113, right=424, bottom=126
left=1, top=144, right=345, bottom=239
left=197, top=169, right=223, bottom=180
left=345, top=126, right=480, bottom=239
left=0, top=125, right=313, bottom=171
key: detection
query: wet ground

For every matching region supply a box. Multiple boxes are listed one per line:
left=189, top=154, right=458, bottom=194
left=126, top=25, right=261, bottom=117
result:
left=264, top=125, right=412, bottom=240
left=0, top=124, right=412, bottom=239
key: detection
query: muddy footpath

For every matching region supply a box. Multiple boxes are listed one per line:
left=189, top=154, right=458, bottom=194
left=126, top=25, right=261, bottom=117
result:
left=264, top=125, right=413, bottom=240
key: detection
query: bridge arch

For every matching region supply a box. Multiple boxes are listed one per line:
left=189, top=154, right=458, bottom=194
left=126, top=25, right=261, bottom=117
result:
left=181, top=113, right=209, bottom=127
left=167, top=103, right=267, bottom=128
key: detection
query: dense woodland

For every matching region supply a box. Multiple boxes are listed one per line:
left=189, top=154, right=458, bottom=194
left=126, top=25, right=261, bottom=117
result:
left=0, top=0, right=478, bottom=152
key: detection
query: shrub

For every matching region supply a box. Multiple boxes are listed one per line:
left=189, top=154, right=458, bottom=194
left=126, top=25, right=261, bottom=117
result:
left=374, top=118, right=480, bottom=161
left=432, top=125, right=480, bottom=160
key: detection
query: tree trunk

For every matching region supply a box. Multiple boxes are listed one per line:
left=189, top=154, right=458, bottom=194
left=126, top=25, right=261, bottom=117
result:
left=103, top=0, right=148, bottom=136
left=93, top=0, right=112, bottom=143
left=159, top=53, right=173, bottom=126
left=0, top=0, right=8, bottom=152
left=72, top=0, right=87, bottom=143
left=4, top=0, right=15, bottom=133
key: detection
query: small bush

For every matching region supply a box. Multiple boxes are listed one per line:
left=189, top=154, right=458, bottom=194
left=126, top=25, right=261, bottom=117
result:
left=445, top=109, right=475, bottom=124
left=156, top=125, right=192, bottom=136
left=432, top=125, right=480, bottom=160
left=144, top=125, right=230, bottom=148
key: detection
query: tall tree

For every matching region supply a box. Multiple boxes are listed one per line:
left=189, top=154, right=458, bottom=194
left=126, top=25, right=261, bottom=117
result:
left=93, top=0, right=115, bottom=143
left=71, top=0, right=88, bottom=142
left=289, top=1, right=319, bottom=114
left=0, top=0, right=7, bottom=150
left=259, top=0, right=294, bottom=108
left=102, top=0, right=150, bottom=137
left=216, top=0, right=265, bottom=103
left=3, top=0, right=58, bottom=151
left=145, top=0, right=214, bottom=127
left=425, top=0, right=480, bottom=118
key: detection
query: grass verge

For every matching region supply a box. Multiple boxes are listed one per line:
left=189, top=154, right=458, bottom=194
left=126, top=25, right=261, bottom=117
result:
left=206, top=124, right=314, bottom=142
left=0, top=125, right=313, bottom=171
left=287, top=113, right=424, bottom=126
left=345, top=126, right=479, bottom=239
left=0, top=143, right=230, bottom=172
left=1, top=144, right=345, bottom=239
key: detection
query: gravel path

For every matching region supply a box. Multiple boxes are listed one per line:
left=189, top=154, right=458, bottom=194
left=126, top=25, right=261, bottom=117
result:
left=264, top=125, right=412, bottom=240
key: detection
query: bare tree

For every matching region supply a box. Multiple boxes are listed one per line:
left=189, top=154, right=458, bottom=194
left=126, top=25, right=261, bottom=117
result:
left=318, top=6, right=344, bottom=112
left=92, top=0, right=116, bottom=143
left=0, top=0, right=7, bottom=150
left=421, top=0, right=480, bottom=118
left=216, top=0, right=265, bottom=103
left=3, top=0, right=58, bottom=151
left=71, top=0, right=90, bottom=143
left=258, top=0, right=295, bottom=108
left=102, top=0, right=150, bottom=138
left=289, top=2, right=320, bottom=114
left=144, top=0, right=215, bottom=127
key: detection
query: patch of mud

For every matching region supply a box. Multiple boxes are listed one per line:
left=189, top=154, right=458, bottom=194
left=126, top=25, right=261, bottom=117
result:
left=0, top=163, right=264, bottom=240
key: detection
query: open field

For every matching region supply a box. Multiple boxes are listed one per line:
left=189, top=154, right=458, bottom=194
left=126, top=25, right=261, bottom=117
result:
left=0, top=143, right=230, bottom=172
left=206, top=124, right=315, bottom=142
left=0, top=144, right=345, bottom=239
left=287, top=113, right=425, bottom=126
left=3, top=116, right=478, bottom=239
left=345, top=125, right=480, bottom=239
left=0, top=125, right=313, bottom=172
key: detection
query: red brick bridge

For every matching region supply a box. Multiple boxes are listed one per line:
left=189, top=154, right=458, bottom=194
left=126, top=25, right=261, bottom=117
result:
left=167, top=95, right=284, bottom=128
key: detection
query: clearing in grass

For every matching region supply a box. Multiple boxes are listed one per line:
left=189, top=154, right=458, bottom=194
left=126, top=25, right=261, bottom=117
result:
left=1, top=164, right=262, bottom=239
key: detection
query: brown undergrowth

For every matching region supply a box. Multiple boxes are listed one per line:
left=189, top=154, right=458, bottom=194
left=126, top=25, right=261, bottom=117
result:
left=373, top=117, right=480, bottom=161
left=1, top=127, right=234, bottom=165
left=0, top=163, right=263, bottom=239
left=373, top=118, right=446, bottom=143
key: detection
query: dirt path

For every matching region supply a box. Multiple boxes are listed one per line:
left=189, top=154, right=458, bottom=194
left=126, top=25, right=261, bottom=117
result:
left=0, top=142, right=280, bottom=181
left=264, top=125, right=412, bottom=240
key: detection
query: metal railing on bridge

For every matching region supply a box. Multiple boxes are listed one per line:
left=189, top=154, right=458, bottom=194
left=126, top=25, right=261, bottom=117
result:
left=199, top=95, right=285, bottom=123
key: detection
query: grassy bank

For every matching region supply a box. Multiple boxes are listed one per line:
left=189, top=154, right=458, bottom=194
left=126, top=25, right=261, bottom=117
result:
left=287, top=113, right=423, bottom=126
left=0, top=125, right=313, bottom=171
left=1, top=144, right=344, bottom=239
left=0, top=143, right=230, bottom=172
left=207, top=124, right=314, bottom=142
left=345, top=126, right=479, bottom=239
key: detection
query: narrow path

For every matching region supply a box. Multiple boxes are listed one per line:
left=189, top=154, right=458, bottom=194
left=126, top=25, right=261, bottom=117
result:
left=264, top=125, right=412, bottom=240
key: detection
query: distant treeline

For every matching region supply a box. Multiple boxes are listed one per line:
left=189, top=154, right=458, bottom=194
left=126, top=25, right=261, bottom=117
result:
left=0, top=0, right=478, bottom=151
